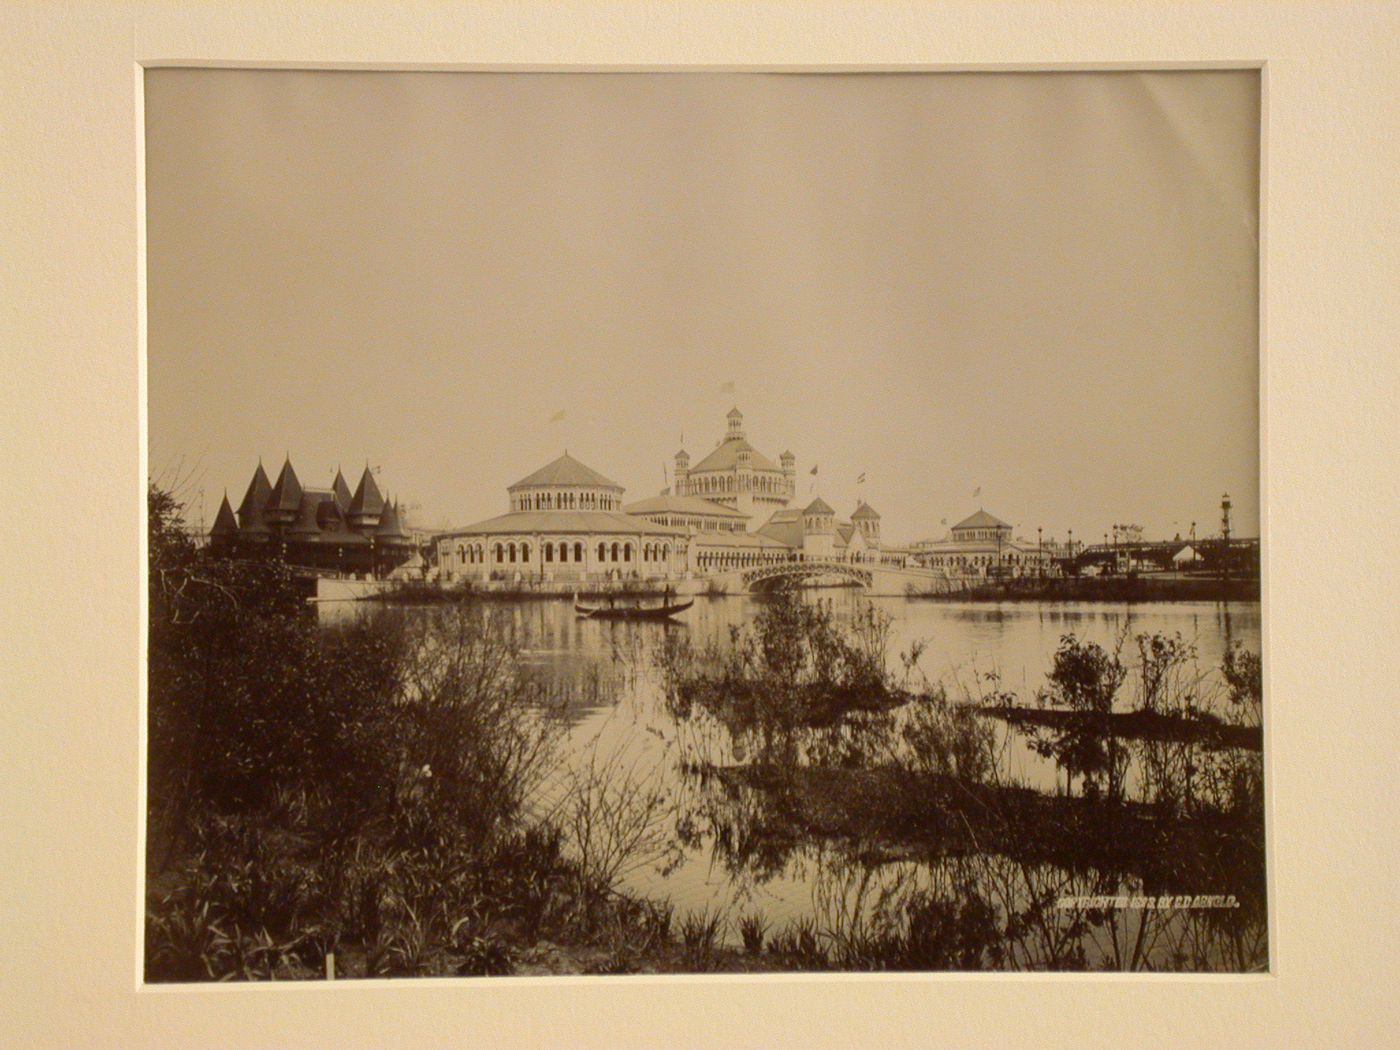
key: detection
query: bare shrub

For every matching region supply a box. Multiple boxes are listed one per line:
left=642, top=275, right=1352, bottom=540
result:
left=1221, top=642, right=1263, bottom=728
left=547, top=731, right=683, bottom=890
left=900, top=685, right=997, bottom=783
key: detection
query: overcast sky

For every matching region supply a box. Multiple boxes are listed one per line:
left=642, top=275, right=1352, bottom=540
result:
left=146, top=69, right=1259, bottom=545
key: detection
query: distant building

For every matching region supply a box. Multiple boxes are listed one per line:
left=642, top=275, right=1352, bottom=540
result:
left=646, top=409, right=904, bottom=571
left=622, top=493, right=750, bottom=534
left=436, top=452, right=688, bottom=583
left=672, top=408, right=796, bottom=522
left=1172, top=544, right=1203, bottom=568
left=209, top=457, right=417, bottom=577
left=913, top=509, right=1052, bottom=578
left=437, top=406, right=917, bottom=583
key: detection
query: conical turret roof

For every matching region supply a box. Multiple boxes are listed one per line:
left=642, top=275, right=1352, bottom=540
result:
left=348, top=465, right=385, bottom=517
left=266, top=456, right=304, bottom=514
left=332, top=468, right=353, bottom=514
left=210, top=493, right=239, bottom=537
left=288, top=493, right=323, bottom=538
left=236, top=461, right=272, bottom=518
left=375, top=497, right=409, bottom=540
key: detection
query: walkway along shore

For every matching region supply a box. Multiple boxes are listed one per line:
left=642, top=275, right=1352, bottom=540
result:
left=316, top=572, right=1261, bottom=605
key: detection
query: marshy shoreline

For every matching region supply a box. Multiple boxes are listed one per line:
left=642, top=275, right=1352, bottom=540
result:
left=146, top=485, right=1266, bottom=978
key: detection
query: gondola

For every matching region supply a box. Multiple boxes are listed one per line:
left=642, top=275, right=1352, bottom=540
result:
left=573, top=597, right=694, bottom=620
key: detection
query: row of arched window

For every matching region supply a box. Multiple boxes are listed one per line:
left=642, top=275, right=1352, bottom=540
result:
left=544, top=541, right=586, bottom=563
left=512, top=490, right=619, bottom=512
left=927, top=552, right=1034, bottom=569
left=644, top=514, right=744, bottom=533
left=695, top=549, right=795, bottom=571
left=448, top=538, right=672, bottom=567
left=681, top=472, right=790, bottom=497
left=954, top=529, right=1011, bottom=542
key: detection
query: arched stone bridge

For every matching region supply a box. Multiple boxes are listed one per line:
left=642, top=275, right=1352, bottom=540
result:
left=738, top=560, right=874, bottom=590
left=699, top=559, right=956, bottom=596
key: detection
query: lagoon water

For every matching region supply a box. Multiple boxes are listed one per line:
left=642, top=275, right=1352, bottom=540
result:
left=324, top=593, right=1264, bottom=970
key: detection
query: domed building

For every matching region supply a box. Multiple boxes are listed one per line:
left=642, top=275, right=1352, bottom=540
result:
left=436, top=452, right=687, bottom=583
left=672, top=408, right=795, bottom=522
left=913, top=509, right=1051, bottom=578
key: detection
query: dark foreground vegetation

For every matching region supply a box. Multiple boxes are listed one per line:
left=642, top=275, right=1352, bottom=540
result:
left=147, top=485, right=745, bottom=980
left=918, top=574, right=1260, bottom=603
left=148, top=484, right=1266, bottom=976
left=658, top=592, right=1267, bottom=971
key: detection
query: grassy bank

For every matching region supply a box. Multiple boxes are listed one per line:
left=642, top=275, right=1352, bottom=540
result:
left=146, top=484, right=743, bottom=980
left=976, top=705, right=1261, bottom=751
left=149, top=484, right=1267, bottom=975
left=371, top=579, right=684, bottom=605
left=658, top=591, right=1267, bottom=970
left=922, top=575, right=1260, bottom=603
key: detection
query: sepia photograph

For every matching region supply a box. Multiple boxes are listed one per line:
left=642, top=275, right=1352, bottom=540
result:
left=142, top=67, right=1264, bottom=981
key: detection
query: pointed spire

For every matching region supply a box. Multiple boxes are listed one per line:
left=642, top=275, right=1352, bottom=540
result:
left=332, top=466, right=353, bottom=514
left=266, top=455, right=304, bottom=514
left=210, top=492, right=239, bottom=537
left=348, top=464, right=385, bottom=520
left=375, top=496, right=408, bottom=540
left=288, top=493, right=323, bottom=539
left=236, top=461, right=273, bottom=521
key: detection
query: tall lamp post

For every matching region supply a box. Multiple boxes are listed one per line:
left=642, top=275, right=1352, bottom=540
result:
left=1037, top=526, right=1043, bottom=580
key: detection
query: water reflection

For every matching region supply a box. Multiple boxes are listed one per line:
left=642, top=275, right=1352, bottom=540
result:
left=320, top=593, right=1264, bottom=970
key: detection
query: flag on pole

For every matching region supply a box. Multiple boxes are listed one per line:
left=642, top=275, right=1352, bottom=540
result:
left=856, top=473, right=866, bottom=484
left=973, top=486, right=981, bottom=498
left=810, top=464, right=819, bottom=475
left=548, top=409, right=566, bottom=424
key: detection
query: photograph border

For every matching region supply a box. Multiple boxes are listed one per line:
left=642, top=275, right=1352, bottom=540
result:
left=134, top=57, right=1273, bottom=992
left=6, top=3, right=1398, bottom=1047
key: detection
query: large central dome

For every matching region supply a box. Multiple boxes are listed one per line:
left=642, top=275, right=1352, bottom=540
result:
left=506, top=452, right=624, bottom=512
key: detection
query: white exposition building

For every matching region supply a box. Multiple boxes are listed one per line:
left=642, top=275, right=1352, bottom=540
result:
left=436, top=408, right=904, bottom=583
left=436, top=453, right=686, bottom=582
left=912, top=510, right=1052, bottom=578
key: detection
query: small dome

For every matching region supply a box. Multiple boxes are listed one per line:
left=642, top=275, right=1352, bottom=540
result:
left=509, top=452, right=621, bottom=491
left=852, top=501, right=881, bottom=520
